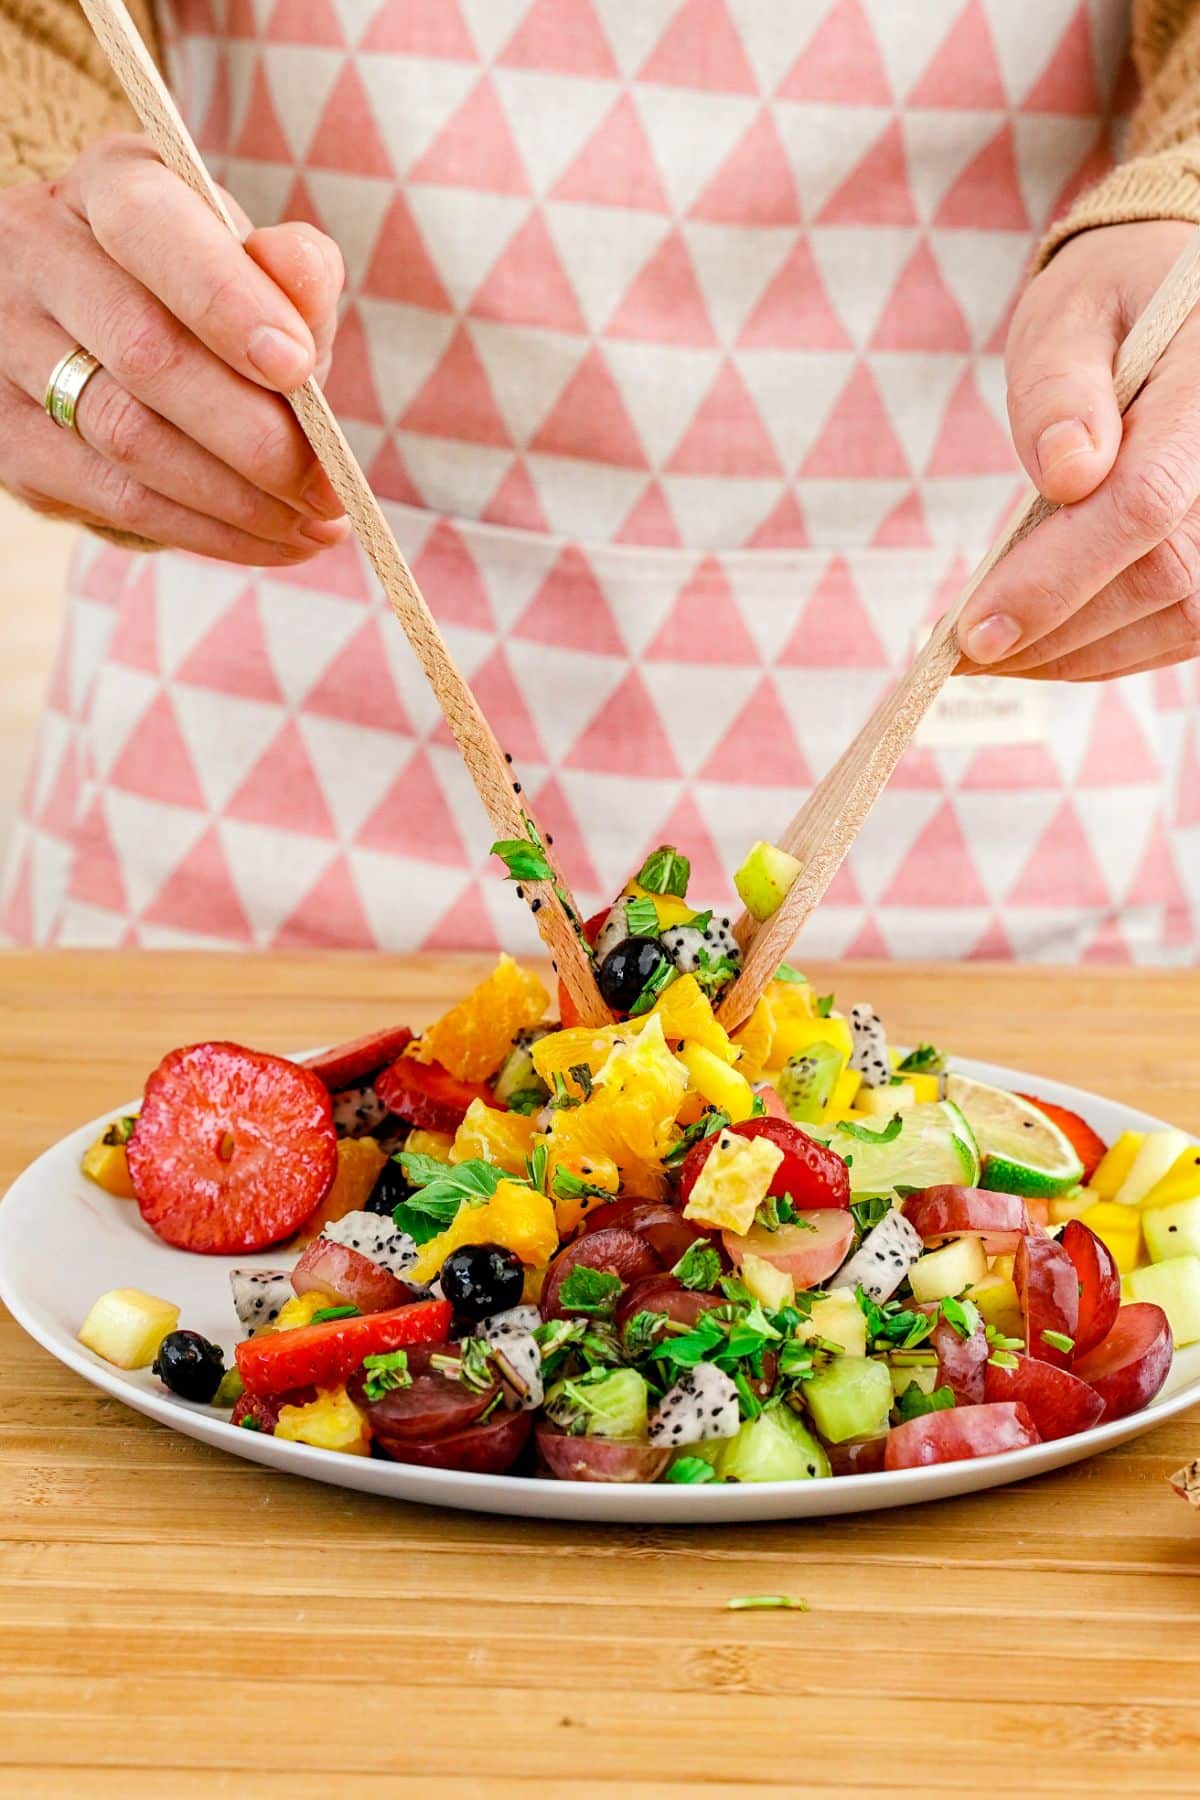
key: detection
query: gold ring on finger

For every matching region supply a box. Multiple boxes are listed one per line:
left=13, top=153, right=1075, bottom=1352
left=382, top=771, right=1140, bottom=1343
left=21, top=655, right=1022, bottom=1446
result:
left=43, top=346, right=103, bottom=434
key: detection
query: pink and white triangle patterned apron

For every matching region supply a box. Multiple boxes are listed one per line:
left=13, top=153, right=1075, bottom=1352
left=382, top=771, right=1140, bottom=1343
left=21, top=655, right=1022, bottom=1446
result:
left=4, top=0, right=1197, bottom=963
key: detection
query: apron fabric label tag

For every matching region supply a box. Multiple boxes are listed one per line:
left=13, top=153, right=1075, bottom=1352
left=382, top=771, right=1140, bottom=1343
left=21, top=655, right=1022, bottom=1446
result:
left=912, top=628, right=1048, bottom=748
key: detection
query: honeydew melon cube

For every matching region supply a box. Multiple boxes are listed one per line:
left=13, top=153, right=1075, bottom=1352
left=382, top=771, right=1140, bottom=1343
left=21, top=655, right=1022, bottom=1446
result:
left=1114, top=1130, right=1192, bottom=1208
left=1125, top=1256, right=1200, bottom=1347
left=77, top=1288, right=179, bottom=1370
left=1143, top=1194, right=1200, bottom=1264
left=803, top=1356, right=893, bottom=1444
left=908, top=1235, right=988, bottom=1305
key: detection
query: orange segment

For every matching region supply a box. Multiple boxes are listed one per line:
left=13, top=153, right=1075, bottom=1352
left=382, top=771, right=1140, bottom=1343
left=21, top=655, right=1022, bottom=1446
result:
left=547, top=1100, right=668, bottom=1203
left=412, top=955, right=549, bottom=1083
left=543, top=1146, right=620, bottom=1234
left=450, top=1098, right=537, bottom=1175
left=730, top=996, right=774, bottom=1084
left=649, top=973, right=737, bottom=1064
left=531, top=1020, right=644, bottom=1094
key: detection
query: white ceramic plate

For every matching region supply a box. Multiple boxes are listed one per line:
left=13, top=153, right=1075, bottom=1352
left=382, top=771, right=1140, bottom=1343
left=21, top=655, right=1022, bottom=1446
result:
left=2, top=1054, right=1196, bottom=1523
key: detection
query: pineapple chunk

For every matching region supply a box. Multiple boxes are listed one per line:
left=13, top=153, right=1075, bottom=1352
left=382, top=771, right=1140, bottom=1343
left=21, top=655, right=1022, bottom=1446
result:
left=81, top=1132, right=137, bottom=1198
left=740, top=1251, right=795, bottom=1311
left=1090, top=1130, right=1144, bottom=1199
left=970, top=1273, right=1023, bottom=1340
left=909, top=1236, right=988, bottom=1304
left=678, top=1041, right=757, bottom=1123
left=682, top=1128, right=783, bottom=1235
left=1114, top=1130, right=1191, bottom=1208
left=1079, top=1200, right=1143, bottom=1274
left=800, top=1287, right=868, bottom=1358
left=275, top=1386, right=371, bottom=1455
left=78, top=1288, right=179, bottom=1369
left=1139, top=1145, right=1200, bottom=1213
left=857, top=1082, right=916, bottom=1116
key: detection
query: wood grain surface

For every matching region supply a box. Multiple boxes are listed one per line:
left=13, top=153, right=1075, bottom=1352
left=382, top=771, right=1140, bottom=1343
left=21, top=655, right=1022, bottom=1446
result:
left=2, top=953, right=1199, bottom=1796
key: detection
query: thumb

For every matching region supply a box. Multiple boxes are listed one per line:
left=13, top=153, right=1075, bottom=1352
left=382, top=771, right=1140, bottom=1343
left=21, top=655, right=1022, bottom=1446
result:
left=1005, top=268, right=1124, bottom=506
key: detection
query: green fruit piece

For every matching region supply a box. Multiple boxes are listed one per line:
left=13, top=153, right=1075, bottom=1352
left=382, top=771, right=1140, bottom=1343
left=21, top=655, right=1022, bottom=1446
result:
left=492, top=1029, right=551, bottom=1110
left=826, top=1101, right=980, bottom=1195
left=776, top=1040, right=845, bottom=1124
left=803, top=1357, right=893, bottom=1445
left=1143, top=1193, right=1200, bottom=1263
left=546, top=1368, right=649, bottom=1440
left=715, top=1407, right=831, bottom=1483
left=945, top=1074, right=1084, bottom=1198
left=734, top=840, right=803, bottom=923
left=1125, top=1255, right=1200, bottom=1348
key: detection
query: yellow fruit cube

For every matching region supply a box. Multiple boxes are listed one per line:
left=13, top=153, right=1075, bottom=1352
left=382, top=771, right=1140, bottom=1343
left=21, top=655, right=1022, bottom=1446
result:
left=1080, top=1200, right=1143, bottom=1275
left=739, top=1251, right=795, bottom=1311
left=450, top=1098, right=537, bottom=1174
left=273, top=1291, right=338, bottom=1333
left=275, top=1386, right=371, bottom=1456
left=771, top=1009, right=854, bottom=1071
left=295, top=1136, right=389, bottom=1246
left=78, top=1288, right=179, bottom=1369
left=1049, top=1187, right=1097, bottom=1226
left=970, top=1274, right=1023, bottom=1341
left=799, top=1288, right=868, bottom=1358
left=405, top=1128, right=455, bottom=1164
left=650, top=974, right=738, bottom=1064
left=593, top=1015, right=688, bottom=1110
left=678, top=1041, right=757, bottom=1123
left=1090, top=1131, right=1145, bottom=1199
left=819, top=1065, right=864, bottom=1124
left=905, top=1072, right=941, bottom=1105
left=683, top=1128, right=784, bottom=1235
left=410, top=1178, right=558, bottom=1284
left=81, top=1134, right=137, bottom=1198
left=1139, top=1145, right=1200, bottom=1212
left=730, top=997, right=774, bottom=1084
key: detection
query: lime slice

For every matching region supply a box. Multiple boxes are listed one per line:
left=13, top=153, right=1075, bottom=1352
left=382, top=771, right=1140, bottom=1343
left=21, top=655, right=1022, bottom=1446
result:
left=944, top=1073, right=1084, bottom=1198
left=824, top=1100, right=980, bottom=1196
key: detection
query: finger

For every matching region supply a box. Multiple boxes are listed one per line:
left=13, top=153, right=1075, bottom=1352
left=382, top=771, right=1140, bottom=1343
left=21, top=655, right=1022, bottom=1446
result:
left=5, top=311, right=347, bottom=552
left=29, top=210, right=342, bottom=517
left=1005, top=254, right=1124, bottom=505
left=244, top=222, right=343, bottom=333
left=958, top=326, right=1200, bottom=665
left=61, top=137, right=317, bottom=390
left=0, top=379, right=341, bottom=566
left=996, top=594, right=1200, bottom=682
left=1075, top=644, right=1200, bottom=680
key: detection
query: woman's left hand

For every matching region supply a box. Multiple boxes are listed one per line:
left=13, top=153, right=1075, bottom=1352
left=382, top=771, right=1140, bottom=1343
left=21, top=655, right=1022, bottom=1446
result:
left=957, top=218, right=1200, bottom=682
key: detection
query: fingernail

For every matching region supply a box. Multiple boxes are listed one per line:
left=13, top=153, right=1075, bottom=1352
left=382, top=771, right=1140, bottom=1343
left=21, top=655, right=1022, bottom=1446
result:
left=246, top=324, right=312, bottom=388
left=963, top=614, right=1021, bottom=664
left=300, top=463, right=344, bottom=519
left=296, top=515, right=351, bottom=546
left=1037, top=417, right=1094, bottom=480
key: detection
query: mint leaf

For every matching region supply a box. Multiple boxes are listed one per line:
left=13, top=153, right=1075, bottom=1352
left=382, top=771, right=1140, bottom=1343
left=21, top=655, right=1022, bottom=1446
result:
left=394, top=1155, right=504, bottom=1243
left=671, top=1239, right=722, bottom=1291
left=773, top=964, right=807, bottom=985
left=624, top=895, right=660, bottom=938
left=838, top=1114, right=903, bottom=1145
left=362, top=1349, right=411, bottom=1401
left=666, top=1456, right=718, bottom=1485
left=628, top=953, right=677, bottom=1017
left=568, top=1062, right=594, bottom=1101
left=939, top=1295, right=982, bottom=1341
left=636, top=845, right=691, bottom=898
left=815, top=993, right=835, bottom=1018
left=103, top=1114, right=138, bottom=1146
left=490, top=837, right=553, bottom=883
left=505, top=1086, right=547, bottom=1116
left=524, top=1142, right=549, bottom=1192
left=551, top=1166, right=612, bottom=1204
left=558, top=1265, right=623, bottom=1317
left=898, top=1043, right=945, bottom=1075
left=850, top=1195, right=891, bottom=1235
left=663, top=1109, right=730, bottom=1168
left=686, top=909, right=713, bottom=934
left=894, top=1382, right=956, bottom=1423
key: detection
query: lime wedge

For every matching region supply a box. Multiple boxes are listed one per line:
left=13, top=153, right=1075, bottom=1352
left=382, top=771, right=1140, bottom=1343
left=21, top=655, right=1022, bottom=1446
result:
left=824, top=1100, right=980, bottom=1196
left=945, top=1074, right=1084, bottom=1198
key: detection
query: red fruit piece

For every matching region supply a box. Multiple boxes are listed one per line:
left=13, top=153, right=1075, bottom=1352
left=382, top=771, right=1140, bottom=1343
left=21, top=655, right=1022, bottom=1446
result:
left=229, top=1386, right=316, bottom=1434
left=377, top=1407, right=533, bottom=1475
left=536, top=1422, right=670, bottom=1484
left=926, top=1305, right=988, bottom=1405
left=291, top=1238, right=415, bottom=1314
left=904, top=1187, right=1031, bottom=1256
left=128, top=1042, right=338, bottom=1255
left=983, top=1353, right=1105, bottom=1441
left=614, top=1273, right=724, bottom=1333
left=1015, top=1234, right=1080, bottom=1367
left=1072, top=1302, right=1174, bottom=1422
left=1060, top=1218, right=1122, bottom=1358
left=358, top=1344, right=498, bottom=1443
left=884, top=1402, right=1041, bottom=1471
left=678, top=1117, right=850, bottom=1212
left=1015, top=1093, right=1107, bottom=1182
left=582, top=1197, right=719, bottom=1267
left=235, top=1297, right=451, bottom=1396
left=375, top=1056, right=501, bottom=1133
left=540, top=1228, right=661, bottom=1321
left=723, top=1210, right=855, bottom=1288
left=301, top=1025, right=414, bottom=1092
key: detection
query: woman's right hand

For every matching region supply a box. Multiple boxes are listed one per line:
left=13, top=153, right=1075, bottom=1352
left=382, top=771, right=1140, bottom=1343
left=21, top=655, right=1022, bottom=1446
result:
left=0, top=133, right=350, bottom=564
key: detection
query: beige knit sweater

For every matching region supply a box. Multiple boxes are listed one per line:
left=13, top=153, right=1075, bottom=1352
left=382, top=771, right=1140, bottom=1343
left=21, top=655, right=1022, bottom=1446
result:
left=3, top=2, right=1200, bottom=271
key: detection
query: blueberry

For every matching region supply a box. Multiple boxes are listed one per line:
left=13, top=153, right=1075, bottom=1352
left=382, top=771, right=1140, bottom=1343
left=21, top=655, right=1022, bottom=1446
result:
left=365, top=1157, right=411, bottom=1216
left=440, top=1243, right=524, bottom=1323
left=596, top=936, right=665, bottom=1014
left=153, top=1330, right=226, bottom=1404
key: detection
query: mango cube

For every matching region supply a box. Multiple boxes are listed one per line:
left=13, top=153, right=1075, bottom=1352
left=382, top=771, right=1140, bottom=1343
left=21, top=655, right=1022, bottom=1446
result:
left=78, top=1288, right=179, bottom=1369
left=275, top=1386, right=371, bottom=1455
left=683, top=1128, right=783, bottom=1235
left=1139, top=1146, right=1200, bottom=1213
left=678, top=1041, right=757, bottom=1123
left=1090, top=1131, right=1144, bottom=1199
left=81, top=1133, right=137, bottom=1198
left=1080, top=1200, right=1143, bottom=1274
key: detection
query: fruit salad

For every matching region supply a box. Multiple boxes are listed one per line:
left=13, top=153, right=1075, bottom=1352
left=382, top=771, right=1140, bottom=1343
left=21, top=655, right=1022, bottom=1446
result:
left=76, top=845, right=1189, bottom=1486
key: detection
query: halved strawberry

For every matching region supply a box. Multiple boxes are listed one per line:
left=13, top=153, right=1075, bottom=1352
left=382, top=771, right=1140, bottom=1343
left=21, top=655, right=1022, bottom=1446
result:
left=235, top=1298, right=451, bottom=1396
left=301, top=1025, right=413, bottom=1092
left=127, top=1042, right=338, bottom=1254
left=375, top=1056, right=503, bottom=1133
left=1016, top=1093, right=1108, bottom=1182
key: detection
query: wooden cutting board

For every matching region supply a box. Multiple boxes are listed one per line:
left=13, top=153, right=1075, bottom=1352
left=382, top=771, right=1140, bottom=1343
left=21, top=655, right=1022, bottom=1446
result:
left=2, top=952, right=1198, bottom=1796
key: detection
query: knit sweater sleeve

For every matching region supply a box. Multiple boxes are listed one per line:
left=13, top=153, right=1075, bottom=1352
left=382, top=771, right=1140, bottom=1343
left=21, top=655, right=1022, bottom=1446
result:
left=1039, top=0, right=1200, bottom=263
left=0, top=0, right=159, bottom=188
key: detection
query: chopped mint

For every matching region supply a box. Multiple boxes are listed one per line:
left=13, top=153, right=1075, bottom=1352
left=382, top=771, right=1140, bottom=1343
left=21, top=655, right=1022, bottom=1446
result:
left=671, top=1239, right=723, bottom=1291
left=985, top=1325, right=1024, bottom=1352
left=568, top=1062, right=594, bottom=1100
left=898, top=1042, right=946, bottom=1075
left=726, top=1594, right=808, bottom=1612
left=839, top=1114, right=904, bottom=1145
left=394, top=1155, right=504, bottom=1243
left=939, top=1295, right=982, bottom=1342
left=506, top=1086, right=547, bottom=1116
left=850, top=1195, right=892, bottom=1235
left=1041, top=1329, right=1076, bottom=1355
left=664, top=1109, right=730, bottom=1167
left=490, top=837, right=553, bottom=884
left=628, top=953, right=677, bottom=1017
left=310, top=1304, right=360, bottom=1324
left=856, top=1287, right=935, bottom=1350
left=815, top=994, right=835, bottom=1018
left=732, top=1367, right=763, bottom=1420
left=748, top=1093, right=767, bottom=1117
left=777, top=1339, right=816, bottom=1381
left=239, top=1416, right=263, bottom=1431
left=686, top=909, right=713, bottom=934
left=718, top=1273, right=751, bottom=1304
left=666, top=1456, right=718, bottom=1485
left=987, top=1350, right=1019, bottom=1371
left=773, top=964, right=807, bottom=985
left=621, top=1308, right=669, bottom=1359
left=755, top=1195, right=804, bottom=1232
left=894, top=1382, right=956, bottom=1422
left=694, top=948, right=741, bottom=997
left=362, top=1349, right=412, bottom=1400
left=557, top=1265, right=623, bottom=1317
left=431, top=1339, right=495, bottom=1393
left=624, top=895, right=661, bottom=938
left=524, top=1142, right=549, bottom=1192
left=551, top=1166, right=612, bottom=1204
left=102, top=1114, right=138, bottom=1146
left=547, top=1071, right=583, bottom=1112
left=636, top=845, right=691, bottom=898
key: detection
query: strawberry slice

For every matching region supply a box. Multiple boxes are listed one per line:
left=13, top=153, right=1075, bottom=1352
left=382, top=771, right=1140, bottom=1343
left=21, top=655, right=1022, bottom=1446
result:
left=1016, top=1093, right=1108, bottom=1181
left=301, top=1025, right=413, bottom=1092
left=128, top=1043, right=338, bottom=1254
left=235, top=1298, right=451, bottom=1396
left=375, top=1055, right=503, bottom=1133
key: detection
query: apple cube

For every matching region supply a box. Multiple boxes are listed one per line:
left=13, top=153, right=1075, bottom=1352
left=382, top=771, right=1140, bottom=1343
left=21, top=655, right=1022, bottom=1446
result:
left=734, top=840, right=803, bottom=922
left=799, top=1286, right=868, bottom=1358
left=1143, top=1193, right=1200, bottom=1264
left=1125, top=1256, right=1200, bottom=1348
left=739, top=1251, right=795, bottom=1312
left=77, top=1288, right=180, bottom=1370
left=908, top=1235, right=989, bottom=1304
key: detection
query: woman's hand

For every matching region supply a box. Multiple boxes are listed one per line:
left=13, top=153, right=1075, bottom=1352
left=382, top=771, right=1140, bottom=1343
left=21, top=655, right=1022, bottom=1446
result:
left=957, top=219, right=1200, bottom=682
left=0, top=133, right=348, bottom=564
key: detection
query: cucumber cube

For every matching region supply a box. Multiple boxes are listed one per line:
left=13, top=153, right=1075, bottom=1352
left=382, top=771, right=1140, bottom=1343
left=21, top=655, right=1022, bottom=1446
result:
left=1143, top=1194, right=1200, bottom=1264
left=716, top=1407, right=831, bottom=1482
left=803, top=1356, right=893, bottom=1444
left=1125, top=1256, right=1200, bottom=1347
left=908, top=1235, right=988, bottom=1305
